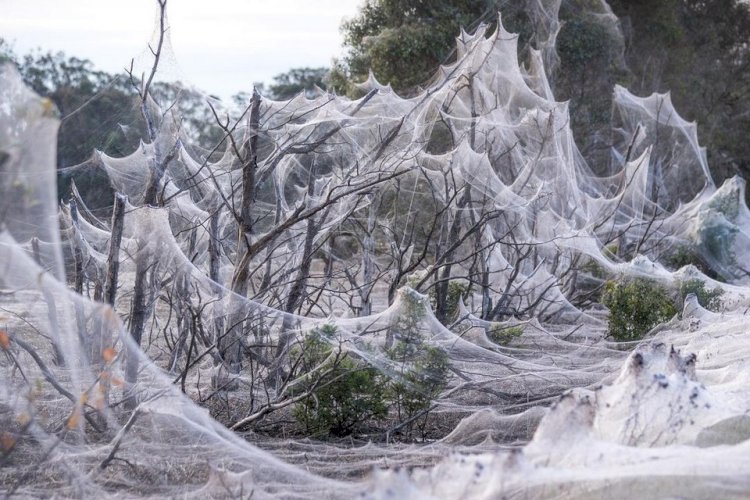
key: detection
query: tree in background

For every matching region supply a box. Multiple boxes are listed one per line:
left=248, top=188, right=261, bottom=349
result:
left=607, top=0, right=750, bottom=187
left=337, top=0, right=750, bottom=190
left=1, top=44, right=143, bottom=167
left=268, top=67, right=329, bottom=100
left=554, top=1, right=626, bottom=169
left=0, top=41, right=142, bottom=209
left=340, top=0, right=503, bottom=94
left=238, top=67, right=329, bottom=102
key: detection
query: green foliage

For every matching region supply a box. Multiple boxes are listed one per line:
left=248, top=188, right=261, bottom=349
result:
left=387, top=289, right=427, bottom=355
left=404, top=270, right=430, bottom=291
left=339, top=0, right=750, bottom=185
left=386, top=290, right=449, bottom=438
left=601, top=277, right=678, bottom=341
left=663, top=245, right=708, bottom=271
left=0, top=39, right=15, bottom=65
left=425, top=120, right=454, bottom=154
left=0, top=40, right=142, bottom=209
left=150, top=81, right=226, bottom=150
left=265, top=67, right=329, bottom=100
left=293, top=302, right=450, bottom=440
left=698, top=223, right=739, bottom=276
left=604, top=243, right=619, bottom=258
left=387, top=344, right=448, bottom=437
left=554, top=6, right=625, bottom=164
left=486, top=324, right=524, bottom=345
left=679, top=279, right=724, bottom=312
left=580, top=258, right=608, bottom=280
left=557, top=19, right=614, bottom=69
left=6, top=46, right=144, bottom=165
left=341, top=0, right=504, bottom=94
left=0, top=39, right=235, bottom=210
left=429, top=280, right=469, bottom=324
left=324, top=59, right=357, bottom=96
left=708, top=190, right=740, bottom=222
left=292, top=325, right=387, bottom=437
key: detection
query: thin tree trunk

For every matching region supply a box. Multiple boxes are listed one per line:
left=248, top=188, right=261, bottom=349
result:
left=229, top=88, right=261, bottom=297
left=68, top=199, right=87, bottom=347
left=435, top=188, right=471, bottom=323
left=104, top=194, right=127, bottom=307
left=360, top=193, right=379, bottom=317
left=221, top=88, right=261, bottom=374
left=208, top=209, right=224, bottom=345
left=91, top=193, right=126, bottom=365
left=125, top=250, right=150, bottom=408
left=169, top=226, right=197, bottom=372
left=31, top=237, right=41, bottom=265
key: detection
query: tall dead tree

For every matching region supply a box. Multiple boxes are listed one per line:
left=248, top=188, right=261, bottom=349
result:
left=124, top=0, right=170, bottom=407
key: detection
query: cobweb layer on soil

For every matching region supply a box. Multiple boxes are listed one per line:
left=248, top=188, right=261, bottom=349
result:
left=2, top=3, right=750, bottom=498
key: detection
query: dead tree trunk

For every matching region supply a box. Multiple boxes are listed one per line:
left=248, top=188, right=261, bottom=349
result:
left=104, top=194, right=127, bottom=307
left=68, top=199, right=87, bottom=346
left=125, top=247, right=150, bottom=408
left=31, top=237, right=41, bottom=265
left=208, top=209, right=224, bottom=345
left=221, top=88, right=261, bottom=374
left=169, top=226, right=197, bottom=373
left=122, top=0, right=169, bottom=409
left=360, top=193, right=380, bottom=317
left=434, top=188, right=471, bottom=323
left=229, top=88, right=261, bottom=297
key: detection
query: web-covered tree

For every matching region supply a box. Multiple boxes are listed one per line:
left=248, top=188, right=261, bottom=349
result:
left=339, top=0, right=750, bottom=191
left=337, top=0, right=626, bottom=165
left=608, top=0, right=750, bottom=188
left=340, top=0, right=504, bottom=94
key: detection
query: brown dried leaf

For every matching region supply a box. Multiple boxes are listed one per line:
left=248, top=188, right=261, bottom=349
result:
left=0, top=432, right=15, bottom=452
left=66, top=406, right=81, bottom=430
left=0, top=330, right=10, bottom=350
left=102, top=347, right=117, bottom=363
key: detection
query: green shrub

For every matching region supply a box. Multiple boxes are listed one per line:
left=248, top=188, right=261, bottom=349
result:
left=697, top=187, right=741, bottom=278
left=601, top=277, right=678, bottom=341
left=443, top=281, right=469, bottom=321
left=429, top=280, right=469, bottom=323
left=604, top=243, right=619, bottom=258
left=579, top=258, right=608, bottom=279
left=387, top=290, right=449, bottom=438
left=698, top=223, right=738, bottom=277
left=387, top=343, right=448, bottom=439
left=708, top=189, right=740, bottom=222
left=293, top=292, right=451, bottom=441
left=486, top=324, right=524, bottom=345
left=663, top=244, right=721, bottom=281
left=679, top=278, right=724, bottom=312
left=292, top=325, right=387, bottom=437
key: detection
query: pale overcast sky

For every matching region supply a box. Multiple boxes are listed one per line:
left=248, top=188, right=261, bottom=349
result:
left=0, top=0, right=363, bottom=99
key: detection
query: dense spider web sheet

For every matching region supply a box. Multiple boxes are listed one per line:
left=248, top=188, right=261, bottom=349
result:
left=2, top=3, right=750, bottom=498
